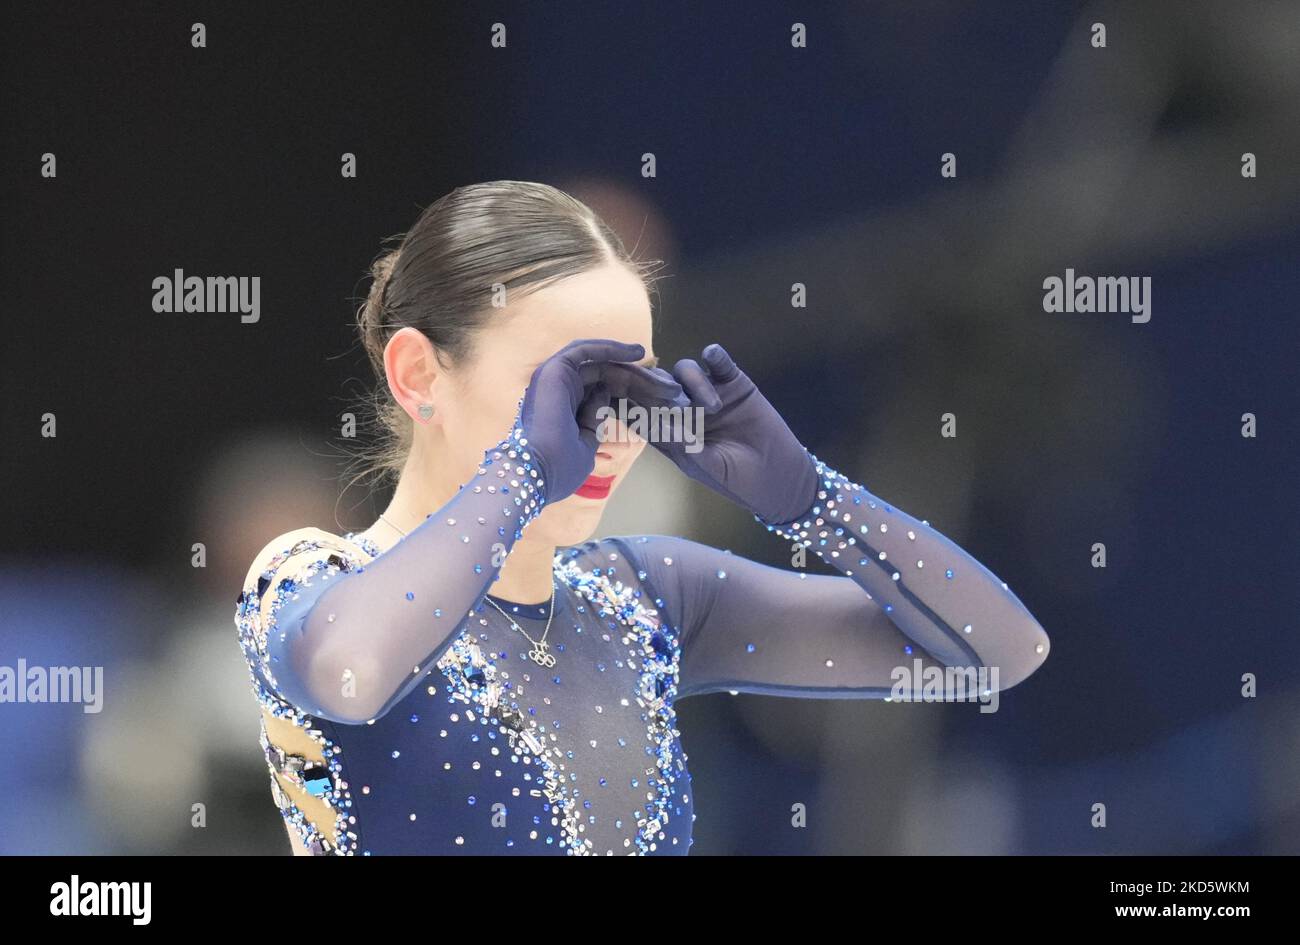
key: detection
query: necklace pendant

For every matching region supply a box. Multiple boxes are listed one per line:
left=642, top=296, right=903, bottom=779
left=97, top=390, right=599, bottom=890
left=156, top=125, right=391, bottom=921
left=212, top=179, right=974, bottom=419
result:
left=528, top=644, right=556, bottom=668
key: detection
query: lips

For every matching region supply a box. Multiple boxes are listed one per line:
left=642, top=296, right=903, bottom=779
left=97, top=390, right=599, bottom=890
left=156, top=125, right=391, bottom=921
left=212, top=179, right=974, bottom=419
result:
left=574, top=474, right=616, bottom=500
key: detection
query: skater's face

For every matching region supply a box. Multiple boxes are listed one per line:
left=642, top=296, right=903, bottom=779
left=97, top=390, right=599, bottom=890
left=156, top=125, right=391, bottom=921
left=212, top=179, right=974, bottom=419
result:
left=386, top=262, right=657, bottom=544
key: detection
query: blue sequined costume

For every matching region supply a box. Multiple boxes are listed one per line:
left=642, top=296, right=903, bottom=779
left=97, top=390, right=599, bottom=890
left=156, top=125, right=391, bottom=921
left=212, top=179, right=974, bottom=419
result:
left=234, top=436, right=1050, bottom=855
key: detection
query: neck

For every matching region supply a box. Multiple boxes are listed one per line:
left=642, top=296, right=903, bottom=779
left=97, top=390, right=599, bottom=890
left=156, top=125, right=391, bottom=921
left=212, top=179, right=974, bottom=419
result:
left=489, top=536, right=558, bottom=604
left=376, top=434, right=558, bottom=606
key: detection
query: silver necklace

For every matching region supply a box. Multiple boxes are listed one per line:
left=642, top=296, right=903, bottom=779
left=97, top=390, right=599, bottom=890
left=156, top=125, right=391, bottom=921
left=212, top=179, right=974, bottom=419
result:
left=378, top=512, right=559, bottom=667
left=378, top=512, right=410, bottom=539
left=484, top=582, right=558, bottom=667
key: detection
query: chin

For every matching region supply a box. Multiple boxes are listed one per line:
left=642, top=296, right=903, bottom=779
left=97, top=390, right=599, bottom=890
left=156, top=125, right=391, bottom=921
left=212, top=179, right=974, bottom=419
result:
left=531, top=498, right=607, bottom=547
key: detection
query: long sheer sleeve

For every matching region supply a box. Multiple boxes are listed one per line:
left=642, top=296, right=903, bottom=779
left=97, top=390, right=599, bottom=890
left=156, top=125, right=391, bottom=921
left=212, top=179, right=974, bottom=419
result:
left=612, top=457, right=1050, bottom=702
left=235, top=424, right=545, bottom=725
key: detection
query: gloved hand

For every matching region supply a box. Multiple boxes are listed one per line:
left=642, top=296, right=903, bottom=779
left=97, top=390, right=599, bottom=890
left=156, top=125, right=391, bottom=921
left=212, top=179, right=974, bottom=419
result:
left=516, top=338, right=685, bottom=502
left=643, top=343, right=819, bottom=526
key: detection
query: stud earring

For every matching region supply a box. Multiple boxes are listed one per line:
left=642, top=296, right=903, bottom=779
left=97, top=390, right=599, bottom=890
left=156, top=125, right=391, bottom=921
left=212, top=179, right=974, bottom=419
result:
left=417, top=403, right=435, bottom=422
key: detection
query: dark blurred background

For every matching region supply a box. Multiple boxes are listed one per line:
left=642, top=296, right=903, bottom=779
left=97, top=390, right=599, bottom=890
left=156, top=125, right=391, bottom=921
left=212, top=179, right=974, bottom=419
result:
left=1, top=0, right=1297, bottom=854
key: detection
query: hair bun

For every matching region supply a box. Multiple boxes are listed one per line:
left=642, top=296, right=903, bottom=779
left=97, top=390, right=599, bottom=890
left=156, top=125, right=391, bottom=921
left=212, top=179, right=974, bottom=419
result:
left=370, top=249, right=400, bottom=309
left=356, top=248, right=401, bottom=380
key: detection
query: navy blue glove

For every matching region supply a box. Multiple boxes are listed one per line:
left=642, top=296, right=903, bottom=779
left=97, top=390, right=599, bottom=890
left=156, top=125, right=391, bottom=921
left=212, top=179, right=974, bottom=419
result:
left=646, top=343, right=819, bottom=526
left=519, top=339, right=684, bottom=502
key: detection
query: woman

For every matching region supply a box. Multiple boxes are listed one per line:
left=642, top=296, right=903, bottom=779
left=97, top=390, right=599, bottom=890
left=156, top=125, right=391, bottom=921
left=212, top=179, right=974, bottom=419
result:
left=234, top=180, right=1050, bottom=856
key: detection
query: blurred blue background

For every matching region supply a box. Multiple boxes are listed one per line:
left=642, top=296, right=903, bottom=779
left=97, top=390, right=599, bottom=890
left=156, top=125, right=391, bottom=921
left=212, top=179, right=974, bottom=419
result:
left=1, top=0, right=1297, bottom=854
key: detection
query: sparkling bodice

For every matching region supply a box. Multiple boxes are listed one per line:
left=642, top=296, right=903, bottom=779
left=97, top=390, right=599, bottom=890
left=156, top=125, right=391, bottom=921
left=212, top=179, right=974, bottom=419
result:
left=235, top=456, right=1050, bottom=855
left=240, top=536, right=697, bottom=855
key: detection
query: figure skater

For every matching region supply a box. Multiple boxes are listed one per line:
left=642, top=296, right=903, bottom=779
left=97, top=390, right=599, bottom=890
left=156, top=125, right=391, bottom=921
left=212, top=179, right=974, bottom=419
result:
left=234, top=180, right=1050, bottom=855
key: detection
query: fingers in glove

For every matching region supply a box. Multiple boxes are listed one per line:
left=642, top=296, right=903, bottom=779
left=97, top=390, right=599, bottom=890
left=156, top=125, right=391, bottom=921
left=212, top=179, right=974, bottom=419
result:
left=575, top=381, right=613, bottom=454
left=534, top=338, right=645, bottom=413
left=600, top=362, right=689, bottom=408
left=553, top=338, right=646, bottom=372
left=672, top=358, right=724, bottom=413
left=701, top=343, right=741, bottom=383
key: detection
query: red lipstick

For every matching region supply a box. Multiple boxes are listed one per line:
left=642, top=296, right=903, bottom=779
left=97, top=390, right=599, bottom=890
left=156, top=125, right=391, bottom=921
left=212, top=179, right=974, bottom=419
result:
left=574, top=474, right=616, bottom=500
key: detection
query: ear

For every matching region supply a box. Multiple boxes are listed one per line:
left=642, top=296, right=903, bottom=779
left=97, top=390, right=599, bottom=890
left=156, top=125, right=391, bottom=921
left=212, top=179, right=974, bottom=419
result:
left=383, top=327, right=444, bottom=425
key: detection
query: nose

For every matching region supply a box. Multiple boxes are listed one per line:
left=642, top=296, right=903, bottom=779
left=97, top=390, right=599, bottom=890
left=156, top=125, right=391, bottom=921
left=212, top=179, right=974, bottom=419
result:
left=596, top=415, right=639, bottom=459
